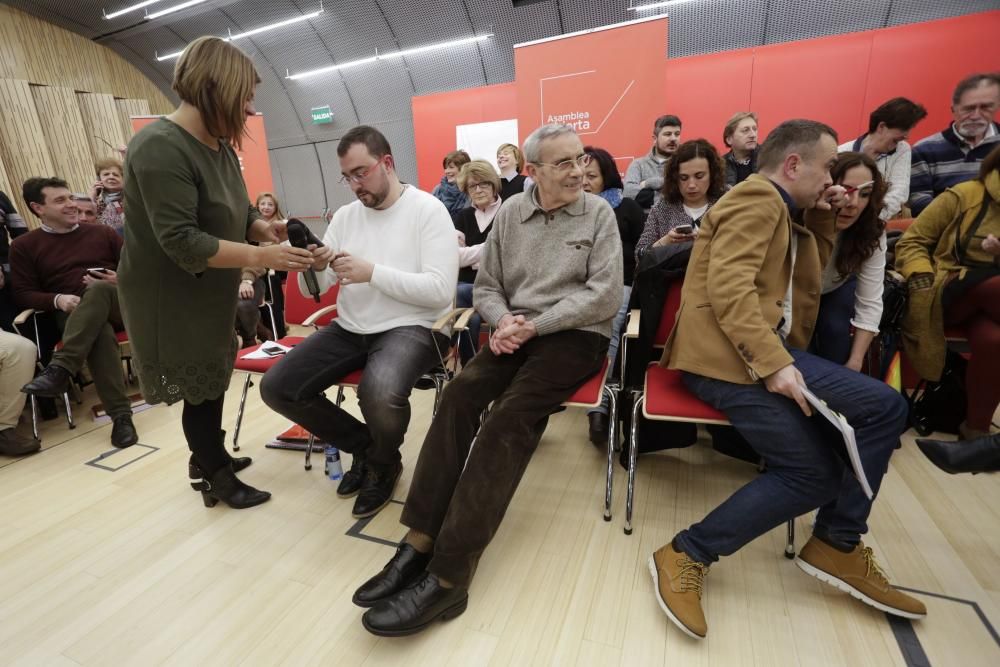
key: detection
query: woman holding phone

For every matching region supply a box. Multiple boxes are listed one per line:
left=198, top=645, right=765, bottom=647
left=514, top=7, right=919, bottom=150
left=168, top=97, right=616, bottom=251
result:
left=118, top=37, right=323, bottom=509
left=635, top=139, right=726, bottom=261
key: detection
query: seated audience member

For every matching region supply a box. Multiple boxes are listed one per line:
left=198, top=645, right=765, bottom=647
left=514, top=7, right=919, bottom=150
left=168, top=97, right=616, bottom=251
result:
left=496, top=143, right=527, bottom=200
left=910, top=72, right=1000, bottom=215
left=353, top=122, right=622, bottom=637
left=90, top=157, right=126, bottom=235
left=10, top=177, right=138, bottom=449
left=236, top=262, right=271, bottom=348
left=813, top=152, right=888, bottom=371
left=624, top=114, right=682, bottom=210
left=255, top=192, right=287, bottom=337
left=916, top=431, right=1000, bottom=475
left=839, top=97, right=927, bottom=220
left=1, top=190, right=29, bottom=332
left=72, top=194, right=98, bottom=224
left=452, top=160, right=502, bottom=365
left=722, top=112, right=759, bottom=188
left=260, top=126, right=458, bottom=519
left=896, top=144, right=1000, bottom=441
left=0, top=310, right=39, bottom=456
left=432, top=150, right=471, bottom=217
left=581, top=145, right=645, bottom=444
left=649, top=120, right=923, bottom=640
left=635, top=139, right=725, bottom=261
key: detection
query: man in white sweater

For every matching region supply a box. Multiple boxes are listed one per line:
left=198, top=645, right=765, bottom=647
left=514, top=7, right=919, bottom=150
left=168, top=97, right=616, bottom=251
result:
left=354, top=123, right=623, bottom=637
left=261, top=126, right=458, bottom=519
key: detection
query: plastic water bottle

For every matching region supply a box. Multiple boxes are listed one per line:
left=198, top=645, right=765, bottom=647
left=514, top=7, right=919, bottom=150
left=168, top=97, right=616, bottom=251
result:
left=324, top=446, right=343, bottom=481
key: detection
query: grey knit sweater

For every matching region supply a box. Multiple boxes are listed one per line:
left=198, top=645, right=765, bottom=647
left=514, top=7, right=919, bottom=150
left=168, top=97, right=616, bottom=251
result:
left=473, top=183, right=624, bottom=338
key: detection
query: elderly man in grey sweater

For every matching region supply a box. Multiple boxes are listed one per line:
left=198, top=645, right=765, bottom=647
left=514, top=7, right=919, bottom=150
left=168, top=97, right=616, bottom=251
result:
left=355, top=123, right=623, bottom=637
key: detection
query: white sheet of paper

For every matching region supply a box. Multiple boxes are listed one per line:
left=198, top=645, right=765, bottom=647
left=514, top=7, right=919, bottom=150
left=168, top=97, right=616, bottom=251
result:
left=800, top=385, right=874, bottom=500
left=241, top=341, right=292, bottom=360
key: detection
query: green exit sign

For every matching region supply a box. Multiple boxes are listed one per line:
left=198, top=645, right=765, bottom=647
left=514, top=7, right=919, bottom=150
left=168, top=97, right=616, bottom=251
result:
left=311, top=105, right=333, bottom=124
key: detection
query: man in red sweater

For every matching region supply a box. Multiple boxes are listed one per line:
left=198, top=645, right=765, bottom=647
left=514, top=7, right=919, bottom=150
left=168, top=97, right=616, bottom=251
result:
left=9, top=177, right=137, bottom=448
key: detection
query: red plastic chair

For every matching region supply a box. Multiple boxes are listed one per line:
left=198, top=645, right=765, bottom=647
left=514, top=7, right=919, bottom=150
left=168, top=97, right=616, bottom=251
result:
left=622, top=281, right=796, bottom=558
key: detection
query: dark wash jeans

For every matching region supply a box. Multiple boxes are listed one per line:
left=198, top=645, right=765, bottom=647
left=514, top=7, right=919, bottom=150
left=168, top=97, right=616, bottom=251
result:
left=401, top=329, right=608, bottom=587
left=675, top=347, right=908, bottom=565
left=811, top=276, right=858, bottom=366
left=260, top=321, right=447, bottom=467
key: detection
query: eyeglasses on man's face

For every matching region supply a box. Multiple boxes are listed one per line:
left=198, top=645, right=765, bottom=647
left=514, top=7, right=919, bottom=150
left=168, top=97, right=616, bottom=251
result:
left=954, top=102, right=998, bottom=117
left=534, top=153, right=591, bottom=173
left=339, top=158, right=384, bottom=186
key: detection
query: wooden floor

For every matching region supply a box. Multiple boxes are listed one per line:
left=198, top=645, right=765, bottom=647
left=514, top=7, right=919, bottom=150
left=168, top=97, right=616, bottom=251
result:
left=1, top=373, right=999, bottom=666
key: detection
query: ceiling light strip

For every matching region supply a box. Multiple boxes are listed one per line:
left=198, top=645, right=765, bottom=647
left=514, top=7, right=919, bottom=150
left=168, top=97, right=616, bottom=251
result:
left=156, top=9, right=325, bottom=61
left=628, top=0, right=695, bottom=12
left=287, top=33, right=494, bottom=81
left=104, top=0, right=163, bottom=20
left=146, top=0, right=207, bottom=20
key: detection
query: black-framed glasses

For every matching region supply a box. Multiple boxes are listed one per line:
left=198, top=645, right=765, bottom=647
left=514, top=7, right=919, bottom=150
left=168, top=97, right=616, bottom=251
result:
left=534, top=154, right=591, bottom=173
left=467, top=182, right=493, bottom=193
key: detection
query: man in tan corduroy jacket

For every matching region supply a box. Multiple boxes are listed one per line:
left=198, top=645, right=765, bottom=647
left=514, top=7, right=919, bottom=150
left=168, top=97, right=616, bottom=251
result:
left=647, top=120, right=926, bottom=640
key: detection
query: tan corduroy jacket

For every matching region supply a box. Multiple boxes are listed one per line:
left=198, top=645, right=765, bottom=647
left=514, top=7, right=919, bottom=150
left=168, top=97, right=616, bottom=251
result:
left=660, top=174, right=836, bottom=384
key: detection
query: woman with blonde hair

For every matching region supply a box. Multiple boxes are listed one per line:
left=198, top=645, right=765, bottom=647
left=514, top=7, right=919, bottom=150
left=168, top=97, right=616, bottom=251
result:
left=118, top=36, right=323, bottom=509
left=496, top=142, right=526, bottom=200
left=237, top=191, right=289, bottom=344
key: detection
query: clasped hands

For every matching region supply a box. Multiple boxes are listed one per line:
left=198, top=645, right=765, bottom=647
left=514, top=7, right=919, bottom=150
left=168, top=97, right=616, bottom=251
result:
left=489, top=314, right=537, bottom=355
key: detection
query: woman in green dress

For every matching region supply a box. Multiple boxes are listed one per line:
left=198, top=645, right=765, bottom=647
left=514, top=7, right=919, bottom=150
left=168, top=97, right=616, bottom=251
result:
left=119, top=37, right=320, bottom=509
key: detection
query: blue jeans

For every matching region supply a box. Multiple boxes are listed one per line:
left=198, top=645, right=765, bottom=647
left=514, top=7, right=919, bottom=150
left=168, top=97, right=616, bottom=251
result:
left=260, top=321, right=447, bottom=466
left=674, top=348, right=908, bottom=565
left=456, top=282, right=480, bottom=365
left=589, top=285, right=631, bottom=416
left=812, top=276, right=857, bottom=365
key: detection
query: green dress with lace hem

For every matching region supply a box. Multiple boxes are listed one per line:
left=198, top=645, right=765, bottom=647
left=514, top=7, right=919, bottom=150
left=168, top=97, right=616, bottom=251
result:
left=118, top=118, right=259, bottom=406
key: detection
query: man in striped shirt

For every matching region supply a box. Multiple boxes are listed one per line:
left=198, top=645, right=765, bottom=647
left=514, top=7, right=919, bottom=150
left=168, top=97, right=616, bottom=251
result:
left=909, top=72, right=1000, bottom=215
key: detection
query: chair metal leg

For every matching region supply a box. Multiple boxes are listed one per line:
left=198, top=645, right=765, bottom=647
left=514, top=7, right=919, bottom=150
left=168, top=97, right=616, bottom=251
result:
left=232, top=374, right=252, bottom=451
left=30, top=395, right=40, bottom=442
left=603, top=385, right=617, bottom=522
left=625, top=392, right=643, bottom=535
left=432, top=375, right=444, bottom=416
left=335, top=386, right=345, bottom=406
left=785, top=519, right=796, bottom=559
left=305, top=433, right=315, bottom=470
left=63, top=392, right=76, bottom=429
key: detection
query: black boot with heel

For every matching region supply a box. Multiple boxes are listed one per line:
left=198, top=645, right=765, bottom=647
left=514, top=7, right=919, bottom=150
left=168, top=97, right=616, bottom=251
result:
left=191, top=463, right=271, bottom=509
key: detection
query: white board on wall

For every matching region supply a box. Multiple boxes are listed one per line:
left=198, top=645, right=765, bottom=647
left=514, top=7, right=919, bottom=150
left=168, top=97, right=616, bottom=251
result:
left=455, top=119, right=519, bottom=173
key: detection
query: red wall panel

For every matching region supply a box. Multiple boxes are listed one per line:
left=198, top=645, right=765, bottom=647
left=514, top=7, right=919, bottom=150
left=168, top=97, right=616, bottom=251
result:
left=411, top=82, right=517, bottom=192
left=664, top=49, right=754, bottom=152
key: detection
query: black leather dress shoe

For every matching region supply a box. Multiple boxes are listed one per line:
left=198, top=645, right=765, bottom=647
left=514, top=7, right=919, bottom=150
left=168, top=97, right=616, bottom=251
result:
left=21, top=365, right=71, bottom=397
left=337, top=449, right=368, bottom=498
left=110, top=414, right=139, bottom=448
left=361, top=572, right=468, bottom=637
left=916, top=433, right=1000, bottom=474
left=353, top=542, right=431, bottom=607
left=352, top=460, right=402, bottom=518
left=588, top=412, right=609, bottom=447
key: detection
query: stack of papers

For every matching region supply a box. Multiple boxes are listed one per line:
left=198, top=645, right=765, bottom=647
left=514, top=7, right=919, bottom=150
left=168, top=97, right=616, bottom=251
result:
left=800, top=386, right=874, bottom=500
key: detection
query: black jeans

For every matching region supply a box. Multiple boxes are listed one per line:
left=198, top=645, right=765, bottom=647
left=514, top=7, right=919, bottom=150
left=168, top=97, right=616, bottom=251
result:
left=260, top=321, right=447, bottom=466
left=400, top=330, right=607, bottom=587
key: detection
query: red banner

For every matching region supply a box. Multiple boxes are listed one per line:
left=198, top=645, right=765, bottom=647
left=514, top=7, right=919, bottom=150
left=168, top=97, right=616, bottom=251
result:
left=513, top=17, right=668, bottom=168
left=129, top=114, right=274, bottom=202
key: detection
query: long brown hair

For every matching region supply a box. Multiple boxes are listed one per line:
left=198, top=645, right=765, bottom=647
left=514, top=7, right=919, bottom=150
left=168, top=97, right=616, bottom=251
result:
left=172, top=36, right=261, bottom=150
left=255, top=192, right=286, bottom=221
left=661, top=139, right=726, bottom=204
left=832, top=152, right=886, bottom=278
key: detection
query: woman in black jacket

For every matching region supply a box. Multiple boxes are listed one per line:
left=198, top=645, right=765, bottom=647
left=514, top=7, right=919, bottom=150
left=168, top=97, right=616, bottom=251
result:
left=582, top=146, right=645, bottom=444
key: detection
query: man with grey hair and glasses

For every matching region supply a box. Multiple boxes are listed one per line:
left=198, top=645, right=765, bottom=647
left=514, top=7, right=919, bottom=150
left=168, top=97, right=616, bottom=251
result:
left=354, top=123, right=623, bottom=637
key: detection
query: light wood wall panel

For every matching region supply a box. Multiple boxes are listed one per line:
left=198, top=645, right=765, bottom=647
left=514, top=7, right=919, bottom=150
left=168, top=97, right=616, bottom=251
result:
left=30, top=85, right=95, bottom=197
left=0, top=6, right=172, bottom=114
left=0, top=159, right=14, bottom=211
left=77, top=93, right=128, bottom=165
left=115, top=98, right=152, bottom=143
left=0, top=79, right=55, bottom=225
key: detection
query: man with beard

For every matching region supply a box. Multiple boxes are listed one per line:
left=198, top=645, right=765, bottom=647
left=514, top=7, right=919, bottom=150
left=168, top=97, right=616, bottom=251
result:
left=910, top=72, right=1000, bottom=215
left=624, top=114, right=682, bottom=210
left=261, top=125, right=458, bottom=519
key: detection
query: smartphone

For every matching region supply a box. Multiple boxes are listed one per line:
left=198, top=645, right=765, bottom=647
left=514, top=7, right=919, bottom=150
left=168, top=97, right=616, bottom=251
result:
left=86, top=267, right=109, bottom=278
left=674, top=224, right=694, bottom=235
